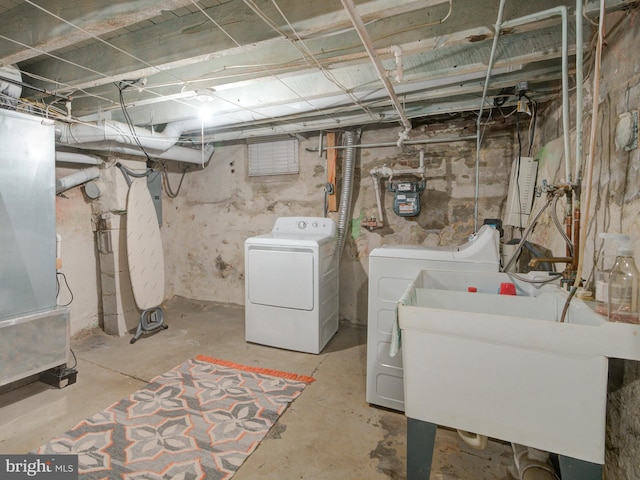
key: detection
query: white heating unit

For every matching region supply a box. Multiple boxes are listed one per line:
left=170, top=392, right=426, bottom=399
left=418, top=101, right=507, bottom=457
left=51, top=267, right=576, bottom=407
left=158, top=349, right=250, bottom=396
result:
left=366, top=225, right=501, bottom=411
left=245, top=217, right=339, bottom=354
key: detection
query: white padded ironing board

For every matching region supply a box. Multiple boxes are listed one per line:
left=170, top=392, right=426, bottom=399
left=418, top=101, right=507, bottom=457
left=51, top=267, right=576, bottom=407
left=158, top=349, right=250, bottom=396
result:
left=126, top=177, right=165, bottom=310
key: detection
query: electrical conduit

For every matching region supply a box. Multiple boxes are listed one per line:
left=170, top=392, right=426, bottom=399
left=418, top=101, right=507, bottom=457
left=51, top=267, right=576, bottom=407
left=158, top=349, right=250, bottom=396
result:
left=474, top=0, right=507, bottom=231
left=475, top=4, right=572, bottom=230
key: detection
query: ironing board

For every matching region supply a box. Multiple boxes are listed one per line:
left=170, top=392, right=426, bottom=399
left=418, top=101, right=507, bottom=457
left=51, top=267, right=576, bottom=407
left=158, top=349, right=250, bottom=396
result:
left=126, top=177, right=167, bottom=343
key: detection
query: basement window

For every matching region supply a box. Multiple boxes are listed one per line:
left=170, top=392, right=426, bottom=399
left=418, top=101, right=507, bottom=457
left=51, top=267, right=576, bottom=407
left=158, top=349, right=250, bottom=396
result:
left=248, top=137, right=299, bottom=176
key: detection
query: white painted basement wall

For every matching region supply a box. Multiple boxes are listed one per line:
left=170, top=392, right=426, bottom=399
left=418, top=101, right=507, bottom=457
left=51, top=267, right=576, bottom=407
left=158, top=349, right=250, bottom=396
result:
left=161, top=123, right=516, bottom=323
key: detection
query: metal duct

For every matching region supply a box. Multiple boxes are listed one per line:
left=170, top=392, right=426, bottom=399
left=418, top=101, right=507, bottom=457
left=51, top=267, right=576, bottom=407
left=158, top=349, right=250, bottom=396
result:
left=54, top=120, right=215, bottom=164
left=337, top=130, right=357, bottom=262
left=0, top=65, right=22, bottom=109
left=56, top=120, right=183, bottom=152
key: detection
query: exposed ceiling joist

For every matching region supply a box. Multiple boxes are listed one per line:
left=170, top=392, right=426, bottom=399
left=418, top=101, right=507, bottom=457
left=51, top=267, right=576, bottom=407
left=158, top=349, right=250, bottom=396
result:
left=0, top=0, right=637, bottom=152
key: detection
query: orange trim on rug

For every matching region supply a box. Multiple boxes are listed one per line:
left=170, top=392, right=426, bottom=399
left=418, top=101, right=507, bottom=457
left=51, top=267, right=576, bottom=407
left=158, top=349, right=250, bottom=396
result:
left=195, top=355, right=316, bottom=383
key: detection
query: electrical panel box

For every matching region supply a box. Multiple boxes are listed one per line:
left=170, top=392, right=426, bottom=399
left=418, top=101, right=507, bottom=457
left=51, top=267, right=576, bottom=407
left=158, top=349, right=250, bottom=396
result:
left=504, top=157, right=538, bottom=228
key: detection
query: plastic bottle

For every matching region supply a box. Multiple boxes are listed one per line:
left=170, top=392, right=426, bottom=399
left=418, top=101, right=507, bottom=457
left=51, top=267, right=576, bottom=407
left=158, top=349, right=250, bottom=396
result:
left=607, top=235, right=639, bottom=324
left=595, top=234, right=617, bottom=316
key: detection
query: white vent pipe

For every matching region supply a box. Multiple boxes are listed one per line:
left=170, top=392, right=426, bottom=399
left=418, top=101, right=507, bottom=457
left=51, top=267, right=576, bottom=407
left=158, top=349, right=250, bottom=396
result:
left=72, top=141, right=215, bottom=164
left=55, top=151, right=103, bottom=165
left=55, top=116, right=214, bottom=164
left=56, top=167, right=100, bottom=194
left=0, top=65, right=22, bottom=109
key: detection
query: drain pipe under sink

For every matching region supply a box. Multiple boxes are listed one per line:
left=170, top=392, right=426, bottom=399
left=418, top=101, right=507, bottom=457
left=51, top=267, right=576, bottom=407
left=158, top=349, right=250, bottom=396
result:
left=512, top=443, right=559, bottom=480
left=457, top=429, right=488, bottom=450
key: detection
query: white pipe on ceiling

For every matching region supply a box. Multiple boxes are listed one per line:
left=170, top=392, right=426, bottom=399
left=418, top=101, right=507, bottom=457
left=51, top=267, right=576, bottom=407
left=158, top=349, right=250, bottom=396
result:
left=74, top=141, right=215, bottom=165
left=55, top=151, right=103, bottom=165
left=340, top=0, right=413, bottom=147
left=54, top=118, right=214, bottom=164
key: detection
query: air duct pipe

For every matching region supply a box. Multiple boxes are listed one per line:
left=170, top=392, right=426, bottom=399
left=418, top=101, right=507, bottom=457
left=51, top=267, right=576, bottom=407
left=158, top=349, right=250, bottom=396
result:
left=56, top=167, right=100, bottom=194
left=55, top=151, right=103, bottom=165
left=56, top=120, right=184, bottom=152
left=0, top=65, right=22, bottom=109
left=55, top=117, right=215, bottom=164
left=71, top=141, right=215, bottom=165
left=337, top=131, right=357, bottom=262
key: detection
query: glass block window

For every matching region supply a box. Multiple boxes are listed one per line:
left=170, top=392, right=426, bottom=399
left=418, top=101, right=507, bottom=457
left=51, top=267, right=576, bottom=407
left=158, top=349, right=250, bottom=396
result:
left=248, top=137, right=299, bottom=176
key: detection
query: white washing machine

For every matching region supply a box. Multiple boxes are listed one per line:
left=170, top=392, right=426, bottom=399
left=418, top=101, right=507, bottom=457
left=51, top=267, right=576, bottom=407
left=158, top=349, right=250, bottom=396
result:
left=366, top=225, right=501, bottom=411
left=245, top=216, right=339, bottom=354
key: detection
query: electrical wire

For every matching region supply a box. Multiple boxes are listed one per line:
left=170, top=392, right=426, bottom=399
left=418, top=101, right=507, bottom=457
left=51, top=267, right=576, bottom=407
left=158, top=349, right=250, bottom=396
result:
left=117, top=83, right=153, bottom=163
left=56, top=272, right=74, bottom=307
left=161, top=162, right=191, bottom=199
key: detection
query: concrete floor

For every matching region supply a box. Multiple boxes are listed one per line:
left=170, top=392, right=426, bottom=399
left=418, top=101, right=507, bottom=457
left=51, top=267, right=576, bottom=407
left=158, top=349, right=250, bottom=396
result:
left=0, top=296, right=516, bottom=479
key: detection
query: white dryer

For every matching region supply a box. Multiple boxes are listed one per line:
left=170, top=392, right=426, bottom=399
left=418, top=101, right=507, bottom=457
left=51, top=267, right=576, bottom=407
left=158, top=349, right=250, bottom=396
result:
left=366, top=225, right=501, bottom=411
left=245, top=217, right=339, bottom=354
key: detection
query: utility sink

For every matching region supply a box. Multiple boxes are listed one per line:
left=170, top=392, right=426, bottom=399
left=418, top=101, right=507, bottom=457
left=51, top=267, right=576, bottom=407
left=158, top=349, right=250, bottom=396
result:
left=396, top=270, right=640, bottom=464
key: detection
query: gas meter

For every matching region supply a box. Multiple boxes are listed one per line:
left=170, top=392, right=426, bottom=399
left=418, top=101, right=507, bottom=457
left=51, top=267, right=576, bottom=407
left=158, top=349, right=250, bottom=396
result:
left=388, top=180, right=426, bottom=217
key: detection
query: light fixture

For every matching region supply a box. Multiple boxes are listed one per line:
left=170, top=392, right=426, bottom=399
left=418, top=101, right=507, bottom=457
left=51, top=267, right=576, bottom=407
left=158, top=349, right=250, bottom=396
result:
left=180, top=85, right=216, bottom=102
left=194, top=88, right=216, bottom=102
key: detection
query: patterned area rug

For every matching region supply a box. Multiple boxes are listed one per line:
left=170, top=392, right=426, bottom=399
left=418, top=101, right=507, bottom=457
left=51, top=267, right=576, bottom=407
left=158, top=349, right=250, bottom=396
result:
left=36, top=355, right=314, bottom=479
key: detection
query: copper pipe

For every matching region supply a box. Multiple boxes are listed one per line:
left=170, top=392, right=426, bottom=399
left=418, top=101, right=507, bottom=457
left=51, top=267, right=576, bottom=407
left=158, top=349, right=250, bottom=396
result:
left=528, top=257, right=573, bottom=268
left=572, top=207, right=581, bottom=271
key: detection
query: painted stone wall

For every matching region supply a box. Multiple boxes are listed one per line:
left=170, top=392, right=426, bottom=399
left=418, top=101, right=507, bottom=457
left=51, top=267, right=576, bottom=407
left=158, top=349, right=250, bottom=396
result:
left=163, top=117, right=516, bottom=324
left=54, top=168, right=100, bottom=336
left=530, top=9, right=640, bottom=479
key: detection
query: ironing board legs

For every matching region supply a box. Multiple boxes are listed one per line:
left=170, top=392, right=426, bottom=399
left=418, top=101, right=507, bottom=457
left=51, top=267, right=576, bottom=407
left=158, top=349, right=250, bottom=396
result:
left=130, top=306, right=167, bottom=344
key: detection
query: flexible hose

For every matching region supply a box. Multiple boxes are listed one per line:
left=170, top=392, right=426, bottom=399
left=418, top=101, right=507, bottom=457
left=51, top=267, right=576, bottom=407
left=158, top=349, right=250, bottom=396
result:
left=337, top=131, right=356, bottom=262
left=502, top=194, right=555, bottom=272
